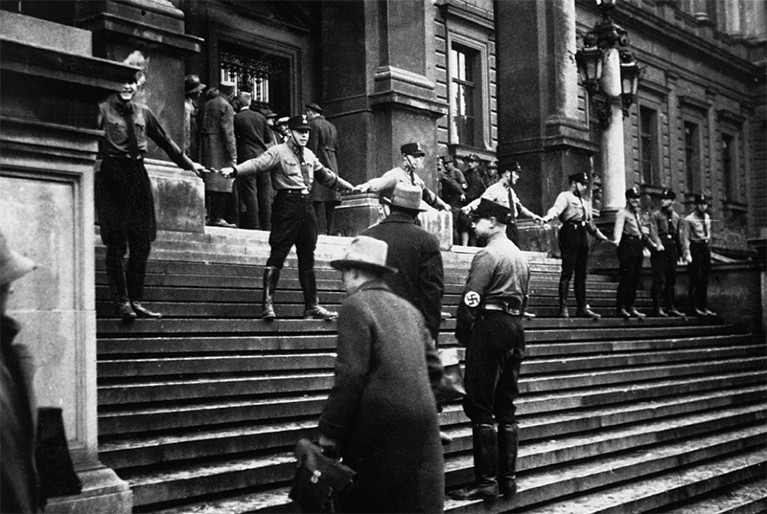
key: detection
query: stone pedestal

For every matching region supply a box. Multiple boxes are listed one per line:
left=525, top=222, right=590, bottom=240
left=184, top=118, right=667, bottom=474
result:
left=0, top=10, right=133, bottom=512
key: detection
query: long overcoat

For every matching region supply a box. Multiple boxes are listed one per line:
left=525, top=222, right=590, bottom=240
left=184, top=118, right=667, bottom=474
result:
left=307, top=115, right=341, bottom=203
left=318, top=280, right=445, bottom=513
left=200, top=92, right=236, bottom=193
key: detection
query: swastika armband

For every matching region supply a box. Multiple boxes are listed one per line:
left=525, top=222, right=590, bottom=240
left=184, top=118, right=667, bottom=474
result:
left=463, top=291, right=481, bottom=308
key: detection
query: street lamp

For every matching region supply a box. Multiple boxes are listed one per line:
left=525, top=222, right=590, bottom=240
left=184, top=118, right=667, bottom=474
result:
left=575, top=0, right=640, bottom=129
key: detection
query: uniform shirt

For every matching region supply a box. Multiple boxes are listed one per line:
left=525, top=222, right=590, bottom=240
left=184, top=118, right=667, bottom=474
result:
left=681, top=211, right=712, bottom=258
left=613, top=206, right=651, bottom=246
left=649, top=207, right=681, bottom=250
left=235, top=140, right=349, bottom=193
left=98, top=94, right=194, bottom=171
left=544, top=190, right=606, bottom=238
left=366, top=166, right=441, bottom=208
left=456, top=235, right=530, bottom=344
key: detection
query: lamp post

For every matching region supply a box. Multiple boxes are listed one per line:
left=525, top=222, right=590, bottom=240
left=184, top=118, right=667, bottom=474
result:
left=575, top=0, right=640, bottom=215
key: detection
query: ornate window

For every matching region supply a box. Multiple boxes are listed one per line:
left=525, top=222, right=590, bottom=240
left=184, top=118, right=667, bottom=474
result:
left=218, top=42, right=292, bottom=115
left=639, top=106, right=660, bottom=185
left=684, top=121, right=700, bottom=193
left=450, top=44, right=478, bottom=147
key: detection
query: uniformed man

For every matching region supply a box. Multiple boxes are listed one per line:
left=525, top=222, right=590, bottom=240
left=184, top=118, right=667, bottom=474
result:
left=449, top=199, right=530, bottom=502
left=649, top=188, right=684, bottom=317
left=354, top=142, right=450, bottom=213
left=97, top=54, right=204, bottom=320
left=463, top=162, right=543, bottom=245
left=613, top=187, right=652, bottom=319
left=541, top=173, right=613, bottom=319
left=682, top=194, right=717, bottom=317
left=221, top=115, right=354, bottom=321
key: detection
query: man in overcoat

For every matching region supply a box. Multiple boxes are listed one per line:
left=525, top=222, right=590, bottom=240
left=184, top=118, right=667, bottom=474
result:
left=306, top=103, right=341, bottom=235
left=200, top=81, right=237, bottom=227
left=234, top=92, right=272, bottom=229
left=319, top=236, right=445, bottom=513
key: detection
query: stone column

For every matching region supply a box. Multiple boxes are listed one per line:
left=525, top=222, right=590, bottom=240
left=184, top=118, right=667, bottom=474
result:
left=322, top=0, right=450, bottom=240
left=73, top=0, right=206, bottom=234
left=0, top=10, right=134, bottom=513
left=599, top=47, right=627, bottom=214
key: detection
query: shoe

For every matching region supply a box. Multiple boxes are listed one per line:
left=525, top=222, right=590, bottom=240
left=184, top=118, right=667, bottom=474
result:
left=576, top=308, right=601, bottom=320
left=499, top=478, right=517, bottom=498
left=211, top=218, right=237, bottom=228
left=628, top=308, right=646, bottom=319
left=617, top=307, right=631, bottom=319
left=441, top=311, right=451, bottom=319
left=558, top=307, right=569, bottom=318
left=652, top=308, right=669, bottom=317
left=115, top=300, right=136, bottom=320
left=131, top=301, right=162, bottom=318
left=304, top=305, right=338, bottom=321
left=703, top=308, right=717, bottom=316
left=440, top=431, right=453, bottom=446
left=522, top=310, right=536, bottom=319
left=448, top=484, right=499, bottom=502
left=667, top=308, right=685, bottom=317
left=694, top=308, right=708, bottom=316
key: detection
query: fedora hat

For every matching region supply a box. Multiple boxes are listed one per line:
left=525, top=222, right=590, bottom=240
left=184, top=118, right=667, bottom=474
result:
left=0, top=232, right=37, bottom=286
left=383, top=183, right=428, bottom=212
left=184, top=74, right=205, bottom=95
left=471, top=198, right=513, bottom=225
left=305, top=103, right=323, bottom=114
left=330, top=236, right=397, bottom=274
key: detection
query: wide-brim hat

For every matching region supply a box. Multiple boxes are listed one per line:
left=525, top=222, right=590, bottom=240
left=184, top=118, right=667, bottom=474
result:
left=184, top=74, right=205, bottom=95
left=330, top=236, right=398, bottom=274
left=471, top=198, right=512, bottom=225
left=259, top=108, right=278, bottom=119
left=383, top=183, right=428, bottom=212
left=400, top=142, right=425, bottom=157
left=0, top=232, right=37, bottom=286
left=288, top=114, right=310, bottom=130
left=568, top=172, right=590, bottom=184
left=305, top=102, right=323, bottom=114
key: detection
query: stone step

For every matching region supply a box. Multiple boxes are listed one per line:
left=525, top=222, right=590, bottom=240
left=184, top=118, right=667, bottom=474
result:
left=96, top=332, right=754, bottom=357
left=98, top=385, right=767, bottom=469
left=665, top=475, right=767, bottom=514
left=444, top=423, right=767, bottom=513
left=98, top=370, right=766, bottom=436
left=97, top=343, right=761, bottom=379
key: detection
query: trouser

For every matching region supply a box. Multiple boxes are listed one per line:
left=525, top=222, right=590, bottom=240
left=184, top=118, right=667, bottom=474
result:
left=559, top=222, right=590, bottom=310
left=237, top=175, right=259, bottom=229
left=105, top=236, right=151, bottom=303
left=462, top=312, right=525, bottom=426
left=266, top=190, right=317, bottom=274
left=650, top=236, right=678, bottom=309
left=206, top=191, right=236, bottom=224
left=257, top=173, right=273, bottom=230
left=313, top=201, right=337, bottom=236
left=617, top=237, right=643, bottom=310
left=688, top=242, right=711, bottom=310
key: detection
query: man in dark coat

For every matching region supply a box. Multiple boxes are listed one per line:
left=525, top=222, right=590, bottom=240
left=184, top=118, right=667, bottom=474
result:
left=461, top=154, right=488, bottom=246
left=306, top=103, right=341, bottom=235
left=200, top=81, right=237, bottom=227
left=362, top=182, right=444, bottom=343
left=320, top=236, right=445, bottom=513
left=234, top=92, right=272, bottom=229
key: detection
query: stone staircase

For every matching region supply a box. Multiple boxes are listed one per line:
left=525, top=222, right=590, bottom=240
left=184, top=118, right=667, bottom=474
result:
left=95, top=228, right=767, bottom=513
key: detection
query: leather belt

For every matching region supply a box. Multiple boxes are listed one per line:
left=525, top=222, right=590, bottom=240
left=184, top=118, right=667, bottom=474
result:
left=659, top=233, right=675, bottom=238
left=691, top=239, right=709, bottom=245
left=483, top=303, right=521, bottom=316
left=564, top=219, right=586, bottom=227
left=104, top=153, right=144, bottom=162
left=278, top=189, right=310, bottom=196
left=622, top=235, right=641, bottom=240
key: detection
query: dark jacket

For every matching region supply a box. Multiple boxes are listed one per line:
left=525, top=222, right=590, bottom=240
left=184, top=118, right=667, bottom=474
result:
left=362, top=211, right=445, bottom=341
left=234, top=108, right=271, bottom=163
left=319, top=281, right=444, bottom=513
left=200, top=91, right=237, bottom=192
left=307, top=115, right=341, bottom=203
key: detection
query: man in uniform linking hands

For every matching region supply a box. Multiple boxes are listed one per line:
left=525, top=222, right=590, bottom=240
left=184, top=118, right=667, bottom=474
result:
left=649, top=188, right=684, bottom=317
left=449, top=199, right=530, bottom=502
left=682, top=194, right=717, bottom=317
left=613, top=187, right=651, bottom=319
left=541, top=173, right=613, bottom=319
left=221, top=115, right=354, bottom=321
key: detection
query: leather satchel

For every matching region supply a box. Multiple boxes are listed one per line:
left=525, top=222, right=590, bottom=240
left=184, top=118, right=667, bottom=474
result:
left=435, top=347, right=466, bottom=404
left=289, top=438, right=355, bottom=513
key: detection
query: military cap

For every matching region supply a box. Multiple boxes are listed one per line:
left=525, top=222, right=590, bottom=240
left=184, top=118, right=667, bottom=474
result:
left=288, top=115, right=311, bottom=130
left=218, top=81, right=236, bottom=96
left=625, top=187, right=641, bottom=199
left=568, top=172, right=590, bottom=184
left=471, top=198, right=512, bottom=225
left=660, top=188, right=676, bottom=200
left=305, top=103, right=323, bottom=114
left=509, top=162, right=522, bottom=172
left=400, top=142, right=426, bottom=157
left=466, top=153, right=480, bottom=162
left=276, top=116, right=290, bottom=126
left=693, top=194, right=709, bottom=204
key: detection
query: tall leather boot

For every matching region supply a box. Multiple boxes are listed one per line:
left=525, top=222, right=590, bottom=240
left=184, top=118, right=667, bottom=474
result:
left=497, top=424, right=519, bottom=498
left=558, top=279, right=570, bottom=318
left=300, top=269, right=338, bottom=320
left=449, top=424, right=499, bottom=501
left=105, top=247, right=135, bottom=320
left=260, top=266, right=280, bottom=320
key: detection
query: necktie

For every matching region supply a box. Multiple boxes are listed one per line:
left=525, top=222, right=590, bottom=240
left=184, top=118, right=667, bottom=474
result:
left=703, top=214, right=709, bottom=240
left=579, top=196, right=587, bottom=221
left=507, top=187, right=517, bottom=222
left=634, top=211, right=642, bottom=237
left=121, top=104, right=139, bottom=159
